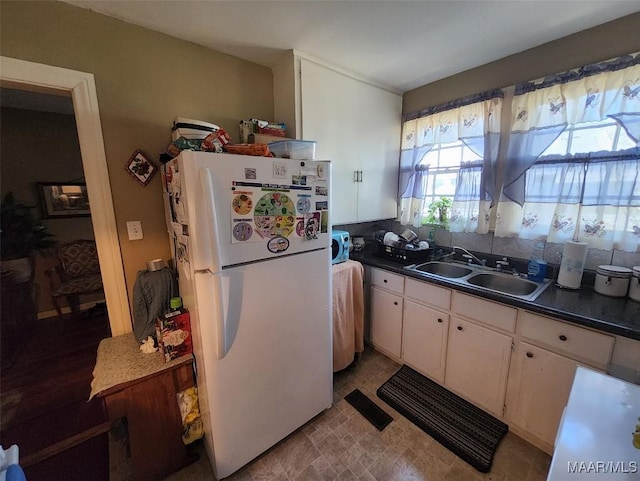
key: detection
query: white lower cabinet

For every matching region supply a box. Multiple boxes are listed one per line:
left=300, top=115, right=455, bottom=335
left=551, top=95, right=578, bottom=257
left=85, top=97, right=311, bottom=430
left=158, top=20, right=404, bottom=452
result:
left=402, top=300, right=449, bottom=383
left=505, top=310, right=614, bottom=453
left=370, top=286, right=404, bottom=359
left=445, top=317, right=513, bottom=417
left=366, top=267, right=619, bottom=455
left=506, top=342, right=585, bottom=451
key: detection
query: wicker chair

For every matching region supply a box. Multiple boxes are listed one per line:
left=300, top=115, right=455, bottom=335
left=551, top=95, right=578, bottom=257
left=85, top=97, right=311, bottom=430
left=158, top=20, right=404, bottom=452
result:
left=46, top=239, right=104, bottom=320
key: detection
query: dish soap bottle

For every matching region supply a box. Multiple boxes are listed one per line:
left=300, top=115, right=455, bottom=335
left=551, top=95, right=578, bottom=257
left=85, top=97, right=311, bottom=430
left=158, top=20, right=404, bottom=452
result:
left=527, top=242, right=547, bottom=282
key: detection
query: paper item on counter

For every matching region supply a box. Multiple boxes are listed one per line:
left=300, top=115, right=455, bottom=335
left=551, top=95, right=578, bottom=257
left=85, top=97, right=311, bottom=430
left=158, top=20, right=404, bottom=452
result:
left=139, top=336, right=158, bottom=354
left=557, top=241, right=588, bottom=289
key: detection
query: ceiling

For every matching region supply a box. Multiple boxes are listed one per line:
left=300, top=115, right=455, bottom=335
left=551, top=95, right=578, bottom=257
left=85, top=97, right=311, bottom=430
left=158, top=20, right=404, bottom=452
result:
left=62, top=0, right=640, bottom=93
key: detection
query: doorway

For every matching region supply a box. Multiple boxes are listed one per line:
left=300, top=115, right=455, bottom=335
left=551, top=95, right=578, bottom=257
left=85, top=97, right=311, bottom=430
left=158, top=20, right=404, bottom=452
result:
left=1, top=56, right=131, bottom=335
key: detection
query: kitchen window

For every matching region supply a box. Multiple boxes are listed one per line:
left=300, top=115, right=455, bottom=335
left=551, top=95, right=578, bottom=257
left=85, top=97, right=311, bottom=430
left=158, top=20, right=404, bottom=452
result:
left=543, top=118, right=636, bottom=157
left=399, top=90, right=502, bottom=231
left=495, top=53, right=640, bottom=252
left=421, top=140, right=482, bottom=206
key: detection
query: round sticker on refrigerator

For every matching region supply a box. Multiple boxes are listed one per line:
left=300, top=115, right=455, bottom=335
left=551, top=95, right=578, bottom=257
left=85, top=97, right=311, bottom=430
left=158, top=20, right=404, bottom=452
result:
left=296, top=196, right=311, bottom=213
left=254, top=192, right=296, bottom=238
left=232, top=194, right=253, bottom=215
left=267, top=236, right=289, bottom=253
left=232, top=222, right=253, bottom=241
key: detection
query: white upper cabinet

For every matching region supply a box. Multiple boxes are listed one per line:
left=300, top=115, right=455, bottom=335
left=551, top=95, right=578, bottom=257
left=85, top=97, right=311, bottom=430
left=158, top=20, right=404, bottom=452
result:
left=273, top=53, right=402, bottom=224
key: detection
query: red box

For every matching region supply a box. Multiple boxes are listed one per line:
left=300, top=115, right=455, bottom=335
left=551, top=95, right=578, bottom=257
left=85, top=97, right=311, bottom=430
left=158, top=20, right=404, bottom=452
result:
left=156, top=308, right=193, bottom=362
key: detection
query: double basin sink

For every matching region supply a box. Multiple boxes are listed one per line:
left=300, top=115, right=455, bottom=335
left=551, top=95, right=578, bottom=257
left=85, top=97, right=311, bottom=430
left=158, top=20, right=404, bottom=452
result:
left=405, top=261, right=553, bottom=302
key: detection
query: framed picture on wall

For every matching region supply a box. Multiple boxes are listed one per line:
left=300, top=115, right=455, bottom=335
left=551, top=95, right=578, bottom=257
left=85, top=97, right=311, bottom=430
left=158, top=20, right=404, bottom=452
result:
left=125, top=150, right=157, bottom=186
left=38, top=182, right=91, bottom=218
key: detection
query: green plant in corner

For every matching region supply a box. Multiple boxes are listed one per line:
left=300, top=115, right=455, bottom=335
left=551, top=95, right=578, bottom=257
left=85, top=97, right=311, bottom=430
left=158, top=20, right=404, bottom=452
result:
left=1, top=192, right=56, bottom=262
left=425, top=196, right=453, bottom=230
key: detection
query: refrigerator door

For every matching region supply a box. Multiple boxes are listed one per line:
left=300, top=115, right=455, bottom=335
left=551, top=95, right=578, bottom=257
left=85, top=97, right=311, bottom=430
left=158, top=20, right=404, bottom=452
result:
left=192, top=248, right=332, bottom=479
left=165, top=151, right=331, bottom=272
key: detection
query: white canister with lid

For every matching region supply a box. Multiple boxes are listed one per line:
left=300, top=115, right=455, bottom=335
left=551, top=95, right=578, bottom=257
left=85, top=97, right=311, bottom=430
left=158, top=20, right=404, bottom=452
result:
left=629, top=266, right=640, bottom=302
left=594, top=265, right=632, bottom=297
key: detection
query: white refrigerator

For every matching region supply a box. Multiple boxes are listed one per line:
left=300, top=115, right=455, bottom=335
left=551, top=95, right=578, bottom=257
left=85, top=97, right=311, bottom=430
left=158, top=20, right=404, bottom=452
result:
left=162, top=151, right=333, bottom=479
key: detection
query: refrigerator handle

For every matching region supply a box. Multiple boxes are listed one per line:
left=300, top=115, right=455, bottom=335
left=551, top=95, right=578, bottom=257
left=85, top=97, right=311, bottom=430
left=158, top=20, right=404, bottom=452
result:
left=199, top=167, right=228, bottom=359
left=211, top=273, right=229, bottom=359
left=199, top=167, right=223, bottom=273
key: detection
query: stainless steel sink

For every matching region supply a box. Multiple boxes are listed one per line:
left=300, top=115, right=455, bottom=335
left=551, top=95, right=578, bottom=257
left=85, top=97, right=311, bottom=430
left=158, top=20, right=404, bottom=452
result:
left=406, top=261, right=553, bottom=301
left=466, top=272, right=538, bottom=296
left=464, top=272, right=553, bottom=301
left=413, top=261, right=473, bottom=278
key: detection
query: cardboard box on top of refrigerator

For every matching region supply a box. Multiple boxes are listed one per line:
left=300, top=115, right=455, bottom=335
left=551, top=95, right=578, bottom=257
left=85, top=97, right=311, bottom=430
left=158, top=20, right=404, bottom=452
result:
left=156, top=307, right=193, bottom=363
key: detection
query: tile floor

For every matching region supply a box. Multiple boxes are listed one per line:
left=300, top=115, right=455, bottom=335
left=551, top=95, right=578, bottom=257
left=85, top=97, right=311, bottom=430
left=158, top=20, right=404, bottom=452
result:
left=111, top=347, right=551, bottom=481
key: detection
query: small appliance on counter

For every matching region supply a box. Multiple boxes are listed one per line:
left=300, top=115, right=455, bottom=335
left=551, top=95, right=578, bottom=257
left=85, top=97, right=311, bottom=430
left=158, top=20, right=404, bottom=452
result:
left=350, top=235, right=365, bottom=252
left=594, top=265, right=632, bottom=297
left=331, top=230, right=350, bottom=264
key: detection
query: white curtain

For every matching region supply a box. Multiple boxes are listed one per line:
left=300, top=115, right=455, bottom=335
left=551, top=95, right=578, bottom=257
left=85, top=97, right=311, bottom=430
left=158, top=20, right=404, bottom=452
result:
left=398, top=119, right=431, bottom=226
left=450, top=97, right=501, bottom=233
left=450, top=162, right=492, bottom=233
left=495, top=55, right=640, bottom=252
left=399, top=94, right=502, bottom=229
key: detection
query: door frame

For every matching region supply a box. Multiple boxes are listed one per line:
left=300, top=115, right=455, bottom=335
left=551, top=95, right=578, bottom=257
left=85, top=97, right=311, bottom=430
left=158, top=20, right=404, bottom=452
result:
left=1, top=56, right=131, bottom=335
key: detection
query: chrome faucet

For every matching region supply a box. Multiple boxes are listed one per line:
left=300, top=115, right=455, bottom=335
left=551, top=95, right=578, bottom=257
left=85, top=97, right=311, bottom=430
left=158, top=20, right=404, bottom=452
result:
left=452, top=246, right=486, bottom=266
left=495, top=257, right=510, bottom=271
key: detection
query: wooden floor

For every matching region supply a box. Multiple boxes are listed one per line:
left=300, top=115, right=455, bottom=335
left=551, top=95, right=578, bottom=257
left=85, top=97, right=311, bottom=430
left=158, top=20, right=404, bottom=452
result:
left=0, top=308, right=112, bottom=480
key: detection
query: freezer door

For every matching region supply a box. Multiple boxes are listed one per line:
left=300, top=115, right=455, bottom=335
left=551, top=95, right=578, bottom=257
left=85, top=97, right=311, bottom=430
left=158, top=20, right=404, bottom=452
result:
left=165, top=151, right=331, bottom=272
left=192, top=248, right=332, bottom=479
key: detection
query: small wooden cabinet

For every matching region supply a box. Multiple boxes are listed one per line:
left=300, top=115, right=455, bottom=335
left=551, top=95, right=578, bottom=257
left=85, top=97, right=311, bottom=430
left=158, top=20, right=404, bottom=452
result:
left=93, top=335, right=196, bottom=481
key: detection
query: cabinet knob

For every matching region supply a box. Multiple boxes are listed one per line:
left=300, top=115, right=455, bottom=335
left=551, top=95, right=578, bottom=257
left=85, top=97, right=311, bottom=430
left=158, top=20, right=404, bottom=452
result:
left=393, top=301, right=398, bottom=306
left=559, top=335, right=567, bottom=342
left=437, top=318, right=443, bottom=323
left=457, top=325, right=463, bottom=331
left=383, top=279, right=388, bottom=283
left=526, top=352, right=534, bottom=358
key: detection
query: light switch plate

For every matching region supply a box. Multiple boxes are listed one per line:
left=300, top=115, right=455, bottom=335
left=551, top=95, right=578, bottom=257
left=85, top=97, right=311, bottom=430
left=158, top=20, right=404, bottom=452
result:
left=126, top=221, right=143, bottom=240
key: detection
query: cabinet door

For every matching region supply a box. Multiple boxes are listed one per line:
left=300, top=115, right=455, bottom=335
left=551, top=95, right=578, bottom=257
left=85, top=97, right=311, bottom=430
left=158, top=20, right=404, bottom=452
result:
left=507, top=342, right=585, bottom=449
left=300, top=58, right=401, bottom=224
left=370, top=286, right=403, bottom=359
left=402, top=300, right=449, bottom=383
left=445, top=317, right=512, bottom=416
left=352, top=82, right=401, bottom=223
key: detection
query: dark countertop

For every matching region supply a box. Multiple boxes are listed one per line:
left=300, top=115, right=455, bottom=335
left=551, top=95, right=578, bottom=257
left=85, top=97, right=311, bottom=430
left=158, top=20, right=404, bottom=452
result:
left=350, top=247, right=640, bottom=341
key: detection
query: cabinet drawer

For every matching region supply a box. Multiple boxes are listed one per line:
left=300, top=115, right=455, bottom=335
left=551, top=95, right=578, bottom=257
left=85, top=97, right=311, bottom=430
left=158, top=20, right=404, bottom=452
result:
left=370, top=267, right=405, bottom=295
left=451, top=292, right=517, bottom=333
left=405, top=278, right=451, bottom=311
left=519, top=311, right=614, bottom=369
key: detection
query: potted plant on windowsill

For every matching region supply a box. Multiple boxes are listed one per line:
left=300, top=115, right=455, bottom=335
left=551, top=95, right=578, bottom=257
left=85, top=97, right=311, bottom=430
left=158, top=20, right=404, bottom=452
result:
left=1, top=192, right=56, bottom=283
left=425, top=197, right=452, bottom=229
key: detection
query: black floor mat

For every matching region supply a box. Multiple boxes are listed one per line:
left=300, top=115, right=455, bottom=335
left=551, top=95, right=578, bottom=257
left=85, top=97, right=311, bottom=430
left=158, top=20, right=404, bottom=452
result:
left=377, top=365, right=508, bottom=473
left=344, top=389, right=393, bottom=431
